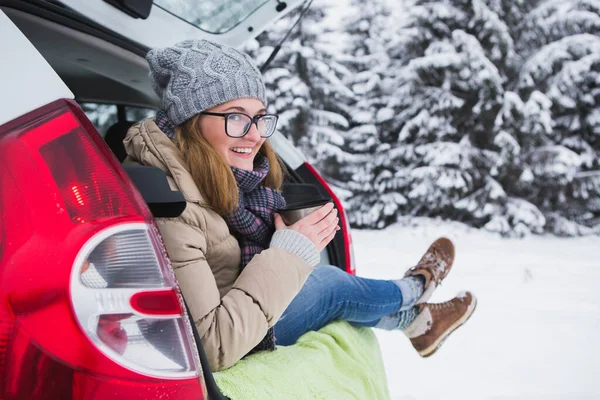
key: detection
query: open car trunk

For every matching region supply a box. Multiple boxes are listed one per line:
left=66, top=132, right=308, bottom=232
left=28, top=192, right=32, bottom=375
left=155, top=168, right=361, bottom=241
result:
left=1, top=1, right=360, bottom=398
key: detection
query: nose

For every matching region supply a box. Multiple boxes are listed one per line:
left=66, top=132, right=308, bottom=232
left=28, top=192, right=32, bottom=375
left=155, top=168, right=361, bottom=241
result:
left=244, top=120, right=262, bottom=142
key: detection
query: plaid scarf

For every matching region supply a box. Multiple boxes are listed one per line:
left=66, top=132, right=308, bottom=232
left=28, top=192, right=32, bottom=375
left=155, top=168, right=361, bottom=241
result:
left=156, top=110, right=285, bottom=353
left=155, top=110, right=176, bottom=138
left=224, top=157, right=286, bottom=266
left=224, top=156, right=286, bottom=353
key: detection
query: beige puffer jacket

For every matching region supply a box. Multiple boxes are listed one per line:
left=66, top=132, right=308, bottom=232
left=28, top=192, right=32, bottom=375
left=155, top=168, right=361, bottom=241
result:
left=123, top=119, right=314, bottom=371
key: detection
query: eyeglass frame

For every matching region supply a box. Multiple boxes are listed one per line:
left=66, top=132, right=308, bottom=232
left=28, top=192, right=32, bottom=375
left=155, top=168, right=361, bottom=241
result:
left=199, top=111, right=279, bottom=138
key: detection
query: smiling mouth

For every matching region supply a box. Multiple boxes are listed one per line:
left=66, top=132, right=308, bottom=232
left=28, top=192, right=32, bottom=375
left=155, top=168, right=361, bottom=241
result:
left=230, top=147, right=253, bottom=156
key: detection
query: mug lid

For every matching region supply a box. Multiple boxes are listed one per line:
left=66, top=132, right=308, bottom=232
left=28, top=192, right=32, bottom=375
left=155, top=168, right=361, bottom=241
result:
left=277, top=198, right=332, bottom=212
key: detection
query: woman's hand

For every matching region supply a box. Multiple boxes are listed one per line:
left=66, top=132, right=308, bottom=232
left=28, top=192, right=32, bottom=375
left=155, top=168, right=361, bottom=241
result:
left=274, top=202, right=341, bottom=252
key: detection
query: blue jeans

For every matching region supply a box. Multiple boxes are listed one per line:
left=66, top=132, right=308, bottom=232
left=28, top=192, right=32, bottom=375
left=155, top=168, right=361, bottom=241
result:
left=273, top=265, right=403, bottom=346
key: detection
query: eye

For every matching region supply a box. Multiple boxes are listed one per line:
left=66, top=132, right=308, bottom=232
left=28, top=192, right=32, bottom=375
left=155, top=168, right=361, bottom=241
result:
left=229, top=113, right=244, bottom=122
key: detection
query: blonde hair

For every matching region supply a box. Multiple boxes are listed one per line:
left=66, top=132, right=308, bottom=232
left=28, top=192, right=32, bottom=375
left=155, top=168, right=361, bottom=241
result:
left=175, top=114, right=285, bottom=216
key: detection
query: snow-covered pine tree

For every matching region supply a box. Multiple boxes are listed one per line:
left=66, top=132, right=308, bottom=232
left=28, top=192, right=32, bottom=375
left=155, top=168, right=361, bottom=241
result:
left=490, top=90, right=554, bottom=235
left=389, top=0, right=521, bottom=78
left=250, top=0, right=600, bottom=236
left=373, top=0, right=600, bottom=236
left=377, top=2, right=513, bottom=230
left=251, top=0, right=355, bottom=160
left=253, top=0, right=408, bottom=228
left=514, top=31, right=600, bottom=234
left=330, top=0, right=414, bottom=228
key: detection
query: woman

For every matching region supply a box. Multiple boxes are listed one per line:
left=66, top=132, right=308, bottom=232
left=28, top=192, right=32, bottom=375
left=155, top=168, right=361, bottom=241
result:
left=124, top=39, right=477, bottom=372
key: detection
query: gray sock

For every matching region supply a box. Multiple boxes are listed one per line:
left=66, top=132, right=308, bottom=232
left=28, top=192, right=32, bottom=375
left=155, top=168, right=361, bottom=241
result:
left=375, top=307, right=419, bottom=331
left=393, top=276, right=425, bottom=311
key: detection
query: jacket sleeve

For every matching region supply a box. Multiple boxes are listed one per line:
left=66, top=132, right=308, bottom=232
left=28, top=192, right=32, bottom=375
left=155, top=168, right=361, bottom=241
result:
left=155, top=214, right=312, bottom=372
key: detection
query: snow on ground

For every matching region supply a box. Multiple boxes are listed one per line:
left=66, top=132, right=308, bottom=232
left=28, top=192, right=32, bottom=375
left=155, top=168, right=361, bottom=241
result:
left=352, top=218, right=600, bottom=400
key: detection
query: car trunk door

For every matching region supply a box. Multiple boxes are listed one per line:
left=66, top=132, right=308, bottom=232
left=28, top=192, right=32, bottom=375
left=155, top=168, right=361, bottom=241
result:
left=55, top=0, right=306, bottom=49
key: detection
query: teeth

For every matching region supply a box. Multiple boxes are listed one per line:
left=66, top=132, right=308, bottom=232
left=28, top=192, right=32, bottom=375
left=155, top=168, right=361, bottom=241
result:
left=231, top=147, right=252, bottom=154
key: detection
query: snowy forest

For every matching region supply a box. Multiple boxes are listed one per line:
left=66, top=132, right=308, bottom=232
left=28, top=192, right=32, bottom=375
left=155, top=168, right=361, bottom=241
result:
left=245, top=0, right=600, bottom=237
left=82, top=0, right=600, bottom=237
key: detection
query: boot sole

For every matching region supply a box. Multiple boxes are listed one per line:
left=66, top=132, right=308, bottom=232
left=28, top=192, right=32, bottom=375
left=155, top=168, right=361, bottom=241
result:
left=418, top=294, right=477, bottom=358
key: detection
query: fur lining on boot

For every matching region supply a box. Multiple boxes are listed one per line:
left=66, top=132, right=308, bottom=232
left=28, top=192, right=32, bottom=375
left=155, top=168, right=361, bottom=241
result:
left=403, top=306, right=432, bottom=338
left=416, top=281, right=436, bottom=304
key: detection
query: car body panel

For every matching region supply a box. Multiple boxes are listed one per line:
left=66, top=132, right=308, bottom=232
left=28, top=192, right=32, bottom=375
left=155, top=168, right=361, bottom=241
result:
left=268, top=131, right=306, bottom=170
left=0, top=10, right=73, bottom=126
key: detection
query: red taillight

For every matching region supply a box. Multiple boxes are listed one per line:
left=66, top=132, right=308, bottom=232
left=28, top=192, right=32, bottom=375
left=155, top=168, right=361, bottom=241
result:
left=130, top=289, right=181, bottom=317
left=0, top=298, right=13, bottom=386
left=303, top=162, right=356, bottom=275
left=0, top=100, right=207, bottom=399
left=36, top=110, right=140, bottom=223
left=0, top=165, right=3, bottom=257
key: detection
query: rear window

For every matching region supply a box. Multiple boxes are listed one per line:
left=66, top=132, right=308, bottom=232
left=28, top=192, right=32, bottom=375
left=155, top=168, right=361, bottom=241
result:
left=80, top=103, right=155, bottom=137
left=153, top=0, right=269, bottom=34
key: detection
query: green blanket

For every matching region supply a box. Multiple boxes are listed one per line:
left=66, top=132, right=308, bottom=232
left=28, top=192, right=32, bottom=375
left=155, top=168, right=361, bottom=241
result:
left=214, top=321, right=390, bottom=400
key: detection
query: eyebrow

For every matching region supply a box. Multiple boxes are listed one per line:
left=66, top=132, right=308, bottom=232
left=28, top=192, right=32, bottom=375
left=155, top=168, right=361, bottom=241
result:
left=222, top=106, right=267, bottom=114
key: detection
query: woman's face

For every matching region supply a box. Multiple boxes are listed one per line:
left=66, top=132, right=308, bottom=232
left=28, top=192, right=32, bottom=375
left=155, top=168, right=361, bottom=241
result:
left=198, top=98, right=267, bottom=171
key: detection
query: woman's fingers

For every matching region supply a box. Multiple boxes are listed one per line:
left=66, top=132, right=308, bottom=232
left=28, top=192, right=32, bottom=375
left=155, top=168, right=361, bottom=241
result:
left=302, top=202, right=335, bottom=225
left=319, top=230, right=338, bottom=248
left=318, top=217, right=339, bottom=240
left=314, top=208, right=338, bottom=231
left=282, top=202, right=341, bottom=252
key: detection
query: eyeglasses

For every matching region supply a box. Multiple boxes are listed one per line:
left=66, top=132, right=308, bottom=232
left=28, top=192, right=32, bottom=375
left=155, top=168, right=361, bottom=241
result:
left=200, top=111, right=279, bottom=138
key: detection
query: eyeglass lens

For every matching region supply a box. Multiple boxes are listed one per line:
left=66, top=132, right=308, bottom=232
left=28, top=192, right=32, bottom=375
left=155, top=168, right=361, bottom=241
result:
left=226, top=113, right=277, bottom=137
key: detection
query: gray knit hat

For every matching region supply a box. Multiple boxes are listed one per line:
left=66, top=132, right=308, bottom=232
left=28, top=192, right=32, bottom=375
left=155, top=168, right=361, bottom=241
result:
left=146, top=39, right=267, bottom=126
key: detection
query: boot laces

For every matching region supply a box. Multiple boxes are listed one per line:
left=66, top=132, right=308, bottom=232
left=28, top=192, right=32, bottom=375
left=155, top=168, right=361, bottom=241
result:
left=428, top=300, right=455, bottom=311
left=420, top=250, right=437, bottom=263
left=416, top=249, right=447, bottom=277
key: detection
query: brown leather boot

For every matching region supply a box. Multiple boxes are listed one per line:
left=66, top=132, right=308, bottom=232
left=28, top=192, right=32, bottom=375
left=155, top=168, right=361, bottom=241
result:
left=404, top=237, right=455, bottom=304
left=404, top=291, right=477, bottom=357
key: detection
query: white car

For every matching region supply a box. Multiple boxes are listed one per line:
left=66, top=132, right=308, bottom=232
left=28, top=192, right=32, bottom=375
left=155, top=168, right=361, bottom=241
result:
left=0, top=1, right=355, bottom=398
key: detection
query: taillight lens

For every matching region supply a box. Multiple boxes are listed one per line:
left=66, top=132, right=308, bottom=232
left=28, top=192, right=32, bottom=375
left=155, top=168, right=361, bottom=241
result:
left=71, top=224, right=197, bottom=378
left=37, top=113, right=140, bottom=223
left=304, top=162, right=356, bottom=275
left=0, top=100, right=207, bottom=399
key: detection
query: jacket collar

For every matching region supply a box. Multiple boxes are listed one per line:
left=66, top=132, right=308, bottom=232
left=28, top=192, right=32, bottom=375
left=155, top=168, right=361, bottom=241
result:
left=124, top=118, right=205, bottom=204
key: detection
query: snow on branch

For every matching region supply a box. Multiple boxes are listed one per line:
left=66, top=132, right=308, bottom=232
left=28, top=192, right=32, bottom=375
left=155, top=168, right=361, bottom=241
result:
left=518, top=34, right=600, bottom=93
left=519, top=0, right=600, bottom=55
